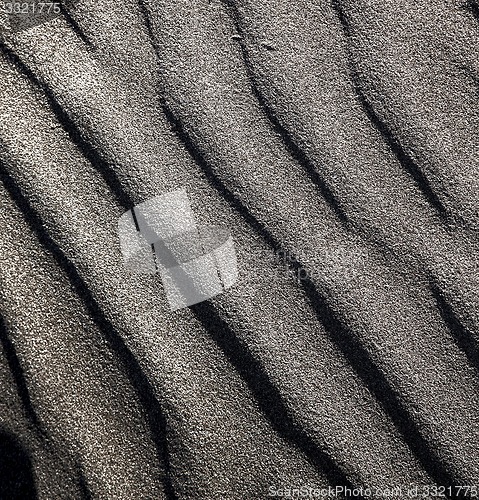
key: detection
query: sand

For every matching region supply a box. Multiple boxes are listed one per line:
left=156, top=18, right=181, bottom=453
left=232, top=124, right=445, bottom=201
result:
left=0, top=0, right=478, bottom=498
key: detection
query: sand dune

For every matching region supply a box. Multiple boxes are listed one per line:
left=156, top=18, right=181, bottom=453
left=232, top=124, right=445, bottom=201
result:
left=0, top=0, right=478, bottom=498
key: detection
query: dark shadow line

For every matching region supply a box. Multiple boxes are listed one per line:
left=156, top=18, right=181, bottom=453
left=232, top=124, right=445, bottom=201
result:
left=191, top=302, right=357, bottom=491
left=464, top=0, right=479, bottom=22
left=220, top=0, right=349, bottom=227
left=0, top=316, right=44, bottom=436
left=160, top=100, right=463, bottom=496
left=298, top=275, right=461, bottom=495
left=59, top=1, right=93, bottom=48
left=354, top=84, right=448, bottom=219
left=0, top=164, right=177, bottom=500
left=160, top=100, right=276, bottom=249
left=0, top=313, right=94, bottom=496
left=77, top=465, right=93, bottom=500
left=0, top=44, right=131, bottom=211
left=460, top=64, right=479, bottom=91
left=137, top=0, right=157, bottom=52
left=430, top=283, right=479, bottom=375
left=151, top=242, right=159, bottom=271
left=330, top=0, right=450, bottom=223
left=131, top=206, right=141, bottom=232
left=0, top=428, right=38, bottom=499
